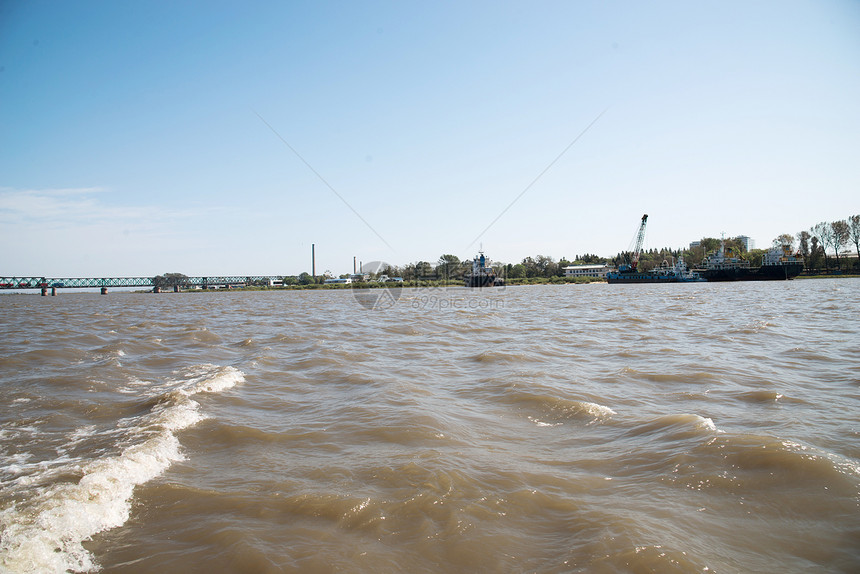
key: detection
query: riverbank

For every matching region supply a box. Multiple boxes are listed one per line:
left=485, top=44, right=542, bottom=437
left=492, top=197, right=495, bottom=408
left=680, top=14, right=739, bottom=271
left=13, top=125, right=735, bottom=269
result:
left=164, top=273, right=860, bottom=292
left=798, top=274, right=860, bottom=279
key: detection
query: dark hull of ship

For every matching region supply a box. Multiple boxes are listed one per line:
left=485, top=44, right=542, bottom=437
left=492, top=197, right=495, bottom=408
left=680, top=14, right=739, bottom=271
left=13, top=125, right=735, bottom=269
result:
left=699, top=263, right=803, bottom=281
left=465, top=274, right=497, bottom=288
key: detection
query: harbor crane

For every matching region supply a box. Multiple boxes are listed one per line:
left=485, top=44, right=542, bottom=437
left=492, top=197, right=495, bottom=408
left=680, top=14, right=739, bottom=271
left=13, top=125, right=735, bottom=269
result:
left=619, top=214, right=648, bottom=273
left=631, top=213, right=648, bottom=270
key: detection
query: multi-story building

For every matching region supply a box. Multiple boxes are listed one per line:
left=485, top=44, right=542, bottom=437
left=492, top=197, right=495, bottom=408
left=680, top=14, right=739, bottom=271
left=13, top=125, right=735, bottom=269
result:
left=562, top=264, right=612, bottom=279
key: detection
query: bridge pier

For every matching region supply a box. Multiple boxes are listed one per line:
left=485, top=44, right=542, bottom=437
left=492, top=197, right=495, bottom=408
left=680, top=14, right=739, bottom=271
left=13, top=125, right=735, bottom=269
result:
left=41, top=287, right=47, bottom=296
left=100, top=287, right=108, bottom=295
left=51, top=287, right=56, bottom=296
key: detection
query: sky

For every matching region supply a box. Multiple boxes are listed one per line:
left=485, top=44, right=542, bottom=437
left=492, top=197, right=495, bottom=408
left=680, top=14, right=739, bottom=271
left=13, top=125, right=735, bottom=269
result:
left=1, top=0, right=858, bottom=277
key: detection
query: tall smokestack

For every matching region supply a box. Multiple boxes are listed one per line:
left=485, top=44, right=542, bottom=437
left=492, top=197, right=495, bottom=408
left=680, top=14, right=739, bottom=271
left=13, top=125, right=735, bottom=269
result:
left=312, top=244, right=315, bottom=277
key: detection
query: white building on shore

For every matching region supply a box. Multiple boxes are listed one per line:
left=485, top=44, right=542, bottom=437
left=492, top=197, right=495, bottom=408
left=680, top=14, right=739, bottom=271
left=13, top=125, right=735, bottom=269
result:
left=562, top=264, right=612, bottom=279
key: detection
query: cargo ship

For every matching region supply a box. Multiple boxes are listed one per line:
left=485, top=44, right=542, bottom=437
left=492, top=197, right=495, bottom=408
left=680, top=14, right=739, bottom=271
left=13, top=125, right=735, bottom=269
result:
left=464, top=252, right=504, bottom=287
left=606, top=214, right=704, bottom=284
left=607, top=255, right=705, bottom=283
left=695, top=241, right=803, bottom=281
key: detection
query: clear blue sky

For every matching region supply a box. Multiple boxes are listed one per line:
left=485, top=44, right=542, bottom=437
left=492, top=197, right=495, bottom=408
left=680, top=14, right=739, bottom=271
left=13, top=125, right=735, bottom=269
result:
left=2, top=0, right=858, bottom=277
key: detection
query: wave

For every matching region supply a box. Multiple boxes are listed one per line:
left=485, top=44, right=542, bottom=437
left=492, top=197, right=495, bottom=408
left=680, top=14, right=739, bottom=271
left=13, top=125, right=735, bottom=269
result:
left=380, top=324, right=423, bottom=336
left=0, top=348, right=89, bottom=371
left=617, top=367, right=720, bottom=385
left=778, top=346, right=836, bottom=363
left=671, top=433, right=860, bottom=497
left=200, top=423, right=342, bottom=452
left=504, top=391, right=616, bottom=426
left=471, top=350, right=539, bottom=364
left=0, top=365, right=243, bottom=573
left=181, top=327, right=222, bottom=344
left=624, top=413, right=720, bottom=440
left=589, top=544, right=709, bottom=573
left=728, top=320, right=774, bottom=335
left=733, top=390, right=807, bottom=405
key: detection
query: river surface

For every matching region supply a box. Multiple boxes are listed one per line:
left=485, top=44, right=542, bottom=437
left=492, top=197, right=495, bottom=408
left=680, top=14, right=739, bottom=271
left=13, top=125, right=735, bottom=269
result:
left=1, top=280, right=859, bottom=573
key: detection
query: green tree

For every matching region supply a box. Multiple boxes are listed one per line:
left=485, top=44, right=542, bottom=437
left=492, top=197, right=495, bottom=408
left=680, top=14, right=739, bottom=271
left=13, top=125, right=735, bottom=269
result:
left=509, top=263, right=526, bottom=278
left=699, top=237, right=722, bottom=254
left=521, top=257, right=538, bottom=278
left=575, top=253, right=603, bottom=264
left=535, top=255, right=557, bottom=277
left=417, top=261, right=434, bottom=279
left=436, top=254, right=461, bottom=281
left=796, top=230, right=810, bottom=255
left=848, top=215, right=860, bottom=271
left=557, top=258, right=572, bottom=275
left=808, top=237, right=823, bottom=271
left=298, top=272, right=313, bottom=285
left=683, top=245, right=705, bottom=268
left=796, top=230, right=811, bottom=270
left=726, top=237, right=745, bottom=254
left=399, top=265, right=415, bottom=281
left=831, top=220, right=850, bottom=271
left=745, top=249, right=766, bottom=267
left=810, top=222, right=833, bottom=270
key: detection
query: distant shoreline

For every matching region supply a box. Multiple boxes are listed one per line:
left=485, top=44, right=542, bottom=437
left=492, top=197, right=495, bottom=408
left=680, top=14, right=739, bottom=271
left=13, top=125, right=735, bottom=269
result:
left=3, top=275, right=859, bottom=295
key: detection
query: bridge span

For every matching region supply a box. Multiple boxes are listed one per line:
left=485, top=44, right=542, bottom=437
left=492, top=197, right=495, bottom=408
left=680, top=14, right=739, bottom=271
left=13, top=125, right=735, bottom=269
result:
left=1, top=276, right=286, bottom=291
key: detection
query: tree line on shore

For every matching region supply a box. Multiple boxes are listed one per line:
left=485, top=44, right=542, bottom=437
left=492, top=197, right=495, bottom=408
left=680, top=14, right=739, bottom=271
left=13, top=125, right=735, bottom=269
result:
left=153, top=214, right=859, bottom=288
left=378, top=213, right=860, bottom=281
left=797, top=215, right=860, bottom=272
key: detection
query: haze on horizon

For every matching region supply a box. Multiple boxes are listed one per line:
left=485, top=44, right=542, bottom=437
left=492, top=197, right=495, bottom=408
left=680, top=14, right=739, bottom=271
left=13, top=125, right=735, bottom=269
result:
left=1, top=1, right=858, bottom=277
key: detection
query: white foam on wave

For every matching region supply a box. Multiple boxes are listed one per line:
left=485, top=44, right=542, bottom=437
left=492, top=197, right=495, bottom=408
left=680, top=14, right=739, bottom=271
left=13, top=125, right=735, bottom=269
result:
left=180, top=364, right=244, bottom=395
left=116, top=377, right=152, bottom=395
left=582, top=401, right=617, bottom=423
left=0, top=365, right=244, bottom=573
left=696, top=416, right=717, bottom=432
left=528, top=400, right=616, bottom=427
left=2, top=453, right=35, bottom=479
left=528, top=416, right=560, bottom=427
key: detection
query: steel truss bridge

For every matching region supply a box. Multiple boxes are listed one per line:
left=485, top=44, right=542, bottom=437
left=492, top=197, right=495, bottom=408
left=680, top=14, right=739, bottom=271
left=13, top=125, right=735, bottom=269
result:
left=0, top=276, right=287, bottom=290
